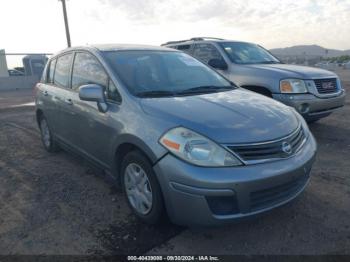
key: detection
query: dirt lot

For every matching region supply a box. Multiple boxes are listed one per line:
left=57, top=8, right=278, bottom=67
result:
left=0, top=70, right=349, bottom=255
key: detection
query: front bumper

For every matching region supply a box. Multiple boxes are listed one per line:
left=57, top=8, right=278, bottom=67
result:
left=154, top=133, right=317, bottom=226
left=273, top=90, right=346, bottom=121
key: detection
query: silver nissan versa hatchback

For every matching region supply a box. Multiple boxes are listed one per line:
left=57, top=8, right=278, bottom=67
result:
left=35, top=44, right=317, bottom=226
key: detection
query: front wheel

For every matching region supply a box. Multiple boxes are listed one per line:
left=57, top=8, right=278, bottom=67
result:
left=39, top=116, right=60, bottom=153
left=121, top=150, right=165, bottom=224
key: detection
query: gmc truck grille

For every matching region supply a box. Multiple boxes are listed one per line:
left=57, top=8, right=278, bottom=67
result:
left=314, top=78, right=338, bottom=94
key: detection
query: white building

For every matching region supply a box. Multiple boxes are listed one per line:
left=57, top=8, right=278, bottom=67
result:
left=0, top=49, right=9, bottom=77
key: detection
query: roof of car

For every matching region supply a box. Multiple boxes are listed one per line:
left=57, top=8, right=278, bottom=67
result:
left=58, top=44, right=175, bottom=54
left=93, top=44, right=178, bottom=52
left=162, top=38, right=251, bottom=46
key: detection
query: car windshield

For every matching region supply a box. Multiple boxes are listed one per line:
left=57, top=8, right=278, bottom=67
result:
left=103, top=50, right=234, bottom=97
left=219, top=42, right=280, bottom=64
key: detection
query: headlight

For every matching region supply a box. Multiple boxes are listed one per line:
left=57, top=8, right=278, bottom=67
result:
left=159, top=127, right=242, bottom=167
left=290, top=107, right=310, bottom=138
left=280, top=79, right=307, bottom=93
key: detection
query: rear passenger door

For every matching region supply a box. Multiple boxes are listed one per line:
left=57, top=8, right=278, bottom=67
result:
left=51, top=52, right=76, bottom=145
left=39, top=58, right=60, bottom=132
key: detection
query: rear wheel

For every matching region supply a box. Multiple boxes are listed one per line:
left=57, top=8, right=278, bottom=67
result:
left=39, top=116, right=60, bottom=153
left=121, top=150, right=165, bottom=224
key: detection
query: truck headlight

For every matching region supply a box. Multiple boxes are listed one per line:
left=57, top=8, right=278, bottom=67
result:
left=280, top=79, right=307, bottom=93
left=159, top=127, right=242, bottom=167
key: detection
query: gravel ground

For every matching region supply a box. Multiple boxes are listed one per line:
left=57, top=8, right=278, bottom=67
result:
left=0, top=69, right=349, bottom=255
left=0, top=92, right=182, bottom=255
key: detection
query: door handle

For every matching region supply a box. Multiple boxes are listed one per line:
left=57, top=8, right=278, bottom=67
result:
left=65, top=98, right=73, bottom=105
left=42, top=90, right=48, bottom=96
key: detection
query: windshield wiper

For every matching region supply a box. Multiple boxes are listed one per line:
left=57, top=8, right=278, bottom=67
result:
left=137, top=86, right=235, bottom=97
left=177, top=85, right=234, bottom=95
left=259, top=61, right=281, bottom=64
left=137, top=90, right=175, bottom=98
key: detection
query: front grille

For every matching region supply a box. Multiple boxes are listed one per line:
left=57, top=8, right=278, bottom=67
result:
left=227, top=126, right=306, bottom=162
left=314, top=78, right=338, bottom=94
left=250, top=173, right=309, bottom=211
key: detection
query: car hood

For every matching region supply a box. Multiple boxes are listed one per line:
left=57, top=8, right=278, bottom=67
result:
left=244, top=63, right=337, bottom=79
left=140, top=89, right=299, bottom=144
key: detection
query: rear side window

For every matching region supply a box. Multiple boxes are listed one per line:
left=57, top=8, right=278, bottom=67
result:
left=54, top=53, right=73, bottom=88
left=192, top=43, right=223, bottom=64
left=71, top=52, right=108, bottom=90
left=176, top=45, right=191, bottom=54
left=47, top=59, right=56, bottom=84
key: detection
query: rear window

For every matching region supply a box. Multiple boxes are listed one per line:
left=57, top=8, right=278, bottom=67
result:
left=54, top=53, right=73, bottom=88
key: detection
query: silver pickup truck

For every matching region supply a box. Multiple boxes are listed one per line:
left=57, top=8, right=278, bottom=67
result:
left=163, top=37, right=346, bottom=122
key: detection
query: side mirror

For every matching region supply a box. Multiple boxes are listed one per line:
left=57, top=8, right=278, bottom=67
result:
left=79, top=84, right=108, bottom=113
left=208, top=58, right=228, bottom=70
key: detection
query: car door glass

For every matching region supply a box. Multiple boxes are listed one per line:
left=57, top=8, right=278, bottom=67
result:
left=107, top=79, right=122, bottom=102
left=71, top=52, right=108, bottom=90
left=54, top=53, right=73, bottom=88
left=192, top=44, right=223, bottom=64
left=47, top=58, right=57, bottom=84
left=176, top=45, right=192, bottom=54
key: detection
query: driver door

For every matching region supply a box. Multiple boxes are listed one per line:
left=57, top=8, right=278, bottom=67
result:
left=66, top=51, right=118, bottom=167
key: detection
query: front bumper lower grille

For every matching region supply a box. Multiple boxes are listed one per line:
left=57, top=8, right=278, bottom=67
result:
left=250, top=172, right=309, bottom=212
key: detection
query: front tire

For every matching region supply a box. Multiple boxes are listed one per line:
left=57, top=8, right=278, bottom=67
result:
left=121, top=150, right=165, bottom=224
left=39, top=116, right=60, bottom=153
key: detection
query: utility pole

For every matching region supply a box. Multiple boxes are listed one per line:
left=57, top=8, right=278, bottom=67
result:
left=59, top=0, right=71, bottom=47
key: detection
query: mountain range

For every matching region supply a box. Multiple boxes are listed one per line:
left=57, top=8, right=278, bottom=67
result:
left=269, top=45, right=350, bottom=57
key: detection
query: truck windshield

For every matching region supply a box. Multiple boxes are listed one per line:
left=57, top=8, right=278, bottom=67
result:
left=219, top=42, right=280, bottom=64
left=103, top=51, right=234, bottom=97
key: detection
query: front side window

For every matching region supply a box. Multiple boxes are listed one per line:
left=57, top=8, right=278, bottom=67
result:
left=47, top=58, right=56, bottom=84
left=219, top=42, right=280, bottom=64
left=103, top=50, right=233, bottom=97
left=192, top=43, right=223, bottom=64
left=54, top=53, right=73, bottom=88
left=107, top=79, right=122, bottom=102
left=71, top=52, right=108, bottom=90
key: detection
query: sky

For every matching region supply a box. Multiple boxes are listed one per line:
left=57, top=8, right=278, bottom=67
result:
left=1, top=0, right=350, bottom=67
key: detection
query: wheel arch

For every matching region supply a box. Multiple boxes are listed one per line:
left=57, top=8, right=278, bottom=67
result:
left=112, top=135, right=161, bottom=182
